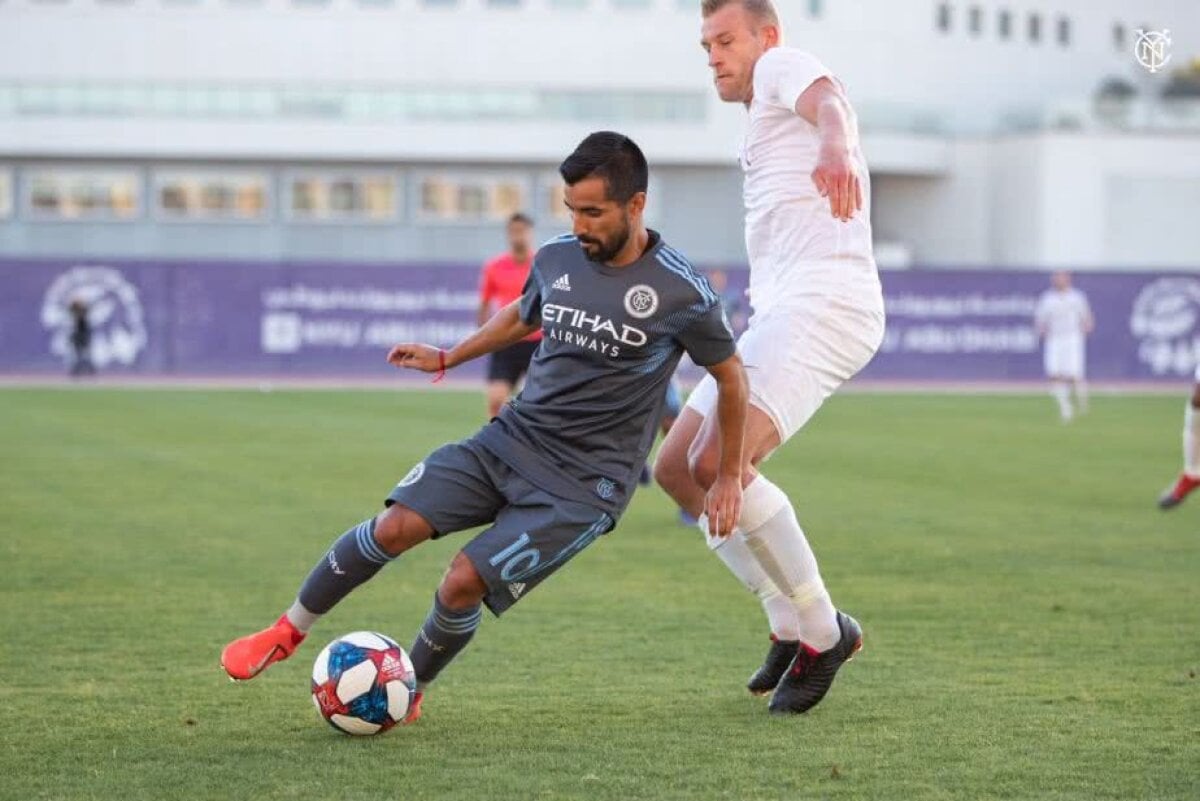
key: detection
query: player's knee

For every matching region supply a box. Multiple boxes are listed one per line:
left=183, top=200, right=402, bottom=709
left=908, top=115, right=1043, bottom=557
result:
left=372, top=504, right=432, bottom=557
left=438, top=553, right=487, bottom=609
left=687, top=445, right=721, bottom=491
left=653, top=449, right=688, bottom=496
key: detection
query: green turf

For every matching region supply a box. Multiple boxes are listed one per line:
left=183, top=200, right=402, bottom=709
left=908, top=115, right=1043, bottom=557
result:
left=1, top=388, right=1197, bottom=801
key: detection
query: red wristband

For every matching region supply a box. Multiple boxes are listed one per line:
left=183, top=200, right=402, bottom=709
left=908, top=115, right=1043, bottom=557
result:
left=432, top=349, right=447, bottom=383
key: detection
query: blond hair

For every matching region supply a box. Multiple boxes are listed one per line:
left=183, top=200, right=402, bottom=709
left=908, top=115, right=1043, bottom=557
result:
left=700, top=0, right=780, bottom=27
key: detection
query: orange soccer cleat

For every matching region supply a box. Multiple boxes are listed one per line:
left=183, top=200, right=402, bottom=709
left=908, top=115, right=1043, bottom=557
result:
left=403, top=691, right=425, bottom=725
left=220, top=614, right=307, bottom=681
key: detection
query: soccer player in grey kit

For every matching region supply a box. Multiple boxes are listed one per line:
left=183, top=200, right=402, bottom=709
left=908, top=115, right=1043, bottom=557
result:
left=221, top=132, right=749, bottom=722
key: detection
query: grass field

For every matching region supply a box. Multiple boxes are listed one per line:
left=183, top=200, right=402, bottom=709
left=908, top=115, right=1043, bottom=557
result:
left=1, top=388, right=1197, bottom=801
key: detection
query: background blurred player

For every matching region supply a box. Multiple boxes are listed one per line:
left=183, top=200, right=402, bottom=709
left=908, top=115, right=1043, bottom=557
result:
left=1034, top=271, right=1093, bottom=422
left=655, top=0, right=884, bottom=716
left=68, top=299, right=95, bottom=378
left=1158, top=369, right=1200, bottom=509
left=478, top=212, right=540, bottom=418
left=220, top=132, right=749, bottom=719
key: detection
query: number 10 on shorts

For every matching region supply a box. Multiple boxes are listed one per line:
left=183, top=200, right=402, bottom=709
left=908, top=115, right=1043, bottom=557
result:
left=488, top=532, right=539, bottom=582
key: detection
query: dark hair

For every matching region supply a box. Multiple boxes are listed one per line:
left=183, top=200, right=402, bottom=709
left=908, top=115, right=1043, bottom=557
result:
left=558, top=131, right=649, bottom=204
left=701, top=0, right=779, bottom=26
left=507, top=212, right=534, bottom=227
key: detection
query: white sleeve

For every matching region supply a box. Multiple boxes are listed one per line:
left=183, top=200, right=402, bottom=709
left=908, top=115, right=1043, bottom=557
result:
left=755, top=48, right=833, bottom=112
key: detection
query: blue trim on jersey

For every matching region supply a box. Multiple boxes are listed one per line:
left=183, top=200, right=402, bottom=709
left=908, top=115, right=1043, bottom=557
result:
left=659, top=247, right=717, bottom=304
left=630, top=334, right=680, bottom=376
left=655, top=250, right=717, bottom=304
left=540, top=233, right=578, bottom=248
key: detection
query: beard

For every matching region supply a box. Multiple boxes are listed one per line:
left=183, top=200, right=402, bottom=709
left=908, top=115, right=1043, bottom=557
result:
left=578, top=217, right=631, bottom=264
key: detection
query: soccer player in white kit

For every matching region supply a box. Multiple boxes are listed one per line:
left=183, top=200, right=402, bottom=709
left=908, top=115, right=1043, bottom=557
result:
left=1158, top=368, right=1200, bottom=509
left=1033, top=271, right=1093, bottom=422
left=653, top=0, right=884, bottom=715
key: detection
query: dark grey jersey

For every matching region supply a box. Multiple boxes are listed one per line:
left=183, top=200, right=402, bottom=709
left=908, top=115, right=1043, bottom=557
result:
left=473, top=231, right=735, bottom=518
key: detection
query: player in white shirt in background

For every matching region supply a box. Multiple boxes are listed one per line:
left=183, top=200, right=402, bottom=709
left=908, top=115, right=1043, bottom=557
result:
left=654, top=0, right=884, bottom=715
left=1158, top=367, right=1200, bottom=510
left=1033, top=272, right=1093, bottom=422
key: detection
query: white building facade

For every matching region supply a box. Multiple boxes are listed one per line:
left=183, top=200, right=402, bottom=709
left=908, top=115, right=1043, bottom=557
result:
left=0, top=0, right=1196, bottom=267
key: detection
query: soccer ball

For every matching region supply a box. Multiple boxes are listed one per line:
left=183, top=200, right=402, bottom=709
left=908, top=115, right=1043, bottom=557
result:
left=310, top=631, right=417, bottom=735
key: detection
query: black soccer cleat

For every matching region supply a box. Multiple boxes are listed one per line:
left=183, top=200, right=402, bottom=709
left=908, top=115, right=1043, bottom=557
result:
left=768, top=611, right=862, bottom=715
left=747, top=636, right=800, bottom=696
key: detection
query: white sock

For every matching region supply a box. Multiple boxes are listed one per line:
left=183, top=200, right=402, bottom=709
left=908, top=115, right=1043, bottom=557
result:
left=699, top=520, right=801, bottom=641
left=738, top=475, right=840, bottom=652
left=286, top=599, right=320, bottom=633
left=1073, top=380, right=1089, bottom=414
left=1184, top=403, right=1200, bottom=478
left=1052, top=382, right=1073, bottom=421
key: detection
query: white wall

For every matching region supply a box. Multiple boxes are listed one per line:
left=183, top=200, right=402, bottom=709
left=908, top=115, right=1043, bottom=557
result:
left=875, top=132, right=1200, bottom=269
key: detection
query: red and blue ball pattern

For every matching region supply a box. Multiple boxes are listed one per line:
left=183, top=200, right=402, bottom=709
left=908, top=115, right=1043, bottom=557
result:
left=311, top=631, right=417, bottom=735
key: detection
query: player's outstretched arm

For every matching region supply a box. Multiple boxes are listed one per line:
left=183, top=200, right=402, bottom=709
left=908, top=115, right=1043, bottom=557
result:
left=387, top=299, right=538, bottom=373
left=795, top=77, right=862, bottom=223
left=705, top=353, right=749, bottom=538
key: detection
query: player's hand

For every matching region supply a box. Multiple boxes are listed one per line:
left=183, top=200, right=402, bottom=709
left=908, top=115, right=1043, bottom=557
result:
left=812, top=143, right=862, bottom=223
left=386, top=343, right=442, bottom=372
left=704, top=474, right=743, bottom=538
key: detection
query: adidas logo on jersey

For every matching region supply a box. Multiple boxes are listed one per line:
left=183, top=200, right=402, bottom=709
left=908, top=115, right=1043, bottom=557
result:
left=551, top=274, right=571, bottom=292
left=508, top=582, right=527, bottom=600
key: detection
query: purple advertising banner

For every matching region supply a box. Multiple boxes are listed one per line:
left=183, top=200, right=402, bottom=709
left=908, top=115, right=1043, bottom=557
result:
left=2, top=257, right=1198, bottom=383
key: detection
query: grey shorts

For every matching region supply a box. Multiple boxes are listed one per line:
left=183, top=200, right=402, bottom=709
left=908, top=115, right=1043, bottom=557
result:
left=386, top=440, right=614, bottom=616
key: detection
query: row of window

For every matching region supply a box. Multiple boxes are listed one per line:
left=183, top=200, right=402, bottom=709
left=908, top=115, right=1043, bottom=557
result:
left=0, top=166, right=621, bottom=225
left=936, top=4, right=1072, bottom=46
left=935, top=4, right=1156, bottom=52
left=0, top=84, right=705, bottom=124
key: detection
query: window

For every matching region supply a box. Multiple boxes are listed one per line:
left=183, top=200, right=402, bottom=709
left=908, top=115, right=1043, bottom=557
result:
left=1028, top=13, right=1041, bottom=43
left=936, top=3, right=951, bottom=33
left=26, top=169, right=140, bottom=221
left=418, top=174, right=527, bottom=223
left=286, top=172, right=399, bottom=222
left=1112, top=23, right=1126, bottom=51
left=998, top=9, right=1011, bottom=39
left=0, top=168, right=11, bottom=219
left=541, top=173, right=661, bottom=226
left=968, top=6, right=982, bottom=36
left=155, top=171, right=269, bottom=221
left=1056, top=16, right=1070, bottom=46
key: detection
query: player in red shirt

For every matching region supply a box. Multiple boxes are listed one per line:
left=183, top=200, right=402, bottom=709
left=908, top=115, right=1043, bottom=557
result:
left=478, top=213, right=540, bottom=418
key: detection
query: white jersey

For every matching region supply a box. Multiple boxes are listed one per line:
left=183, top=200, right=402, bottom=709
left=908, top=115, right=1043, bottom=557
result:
left=741, top=47, right=876, bottom=309
left=1034, top=288, right=1091, bottom=339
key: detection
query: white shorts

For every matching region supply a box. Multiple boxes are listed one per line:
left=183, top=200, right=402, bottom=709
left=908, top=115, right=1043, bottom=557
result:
left=1043, top=335, right=1085, bottom=379
left=686, top=283, right=885, bottom=444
